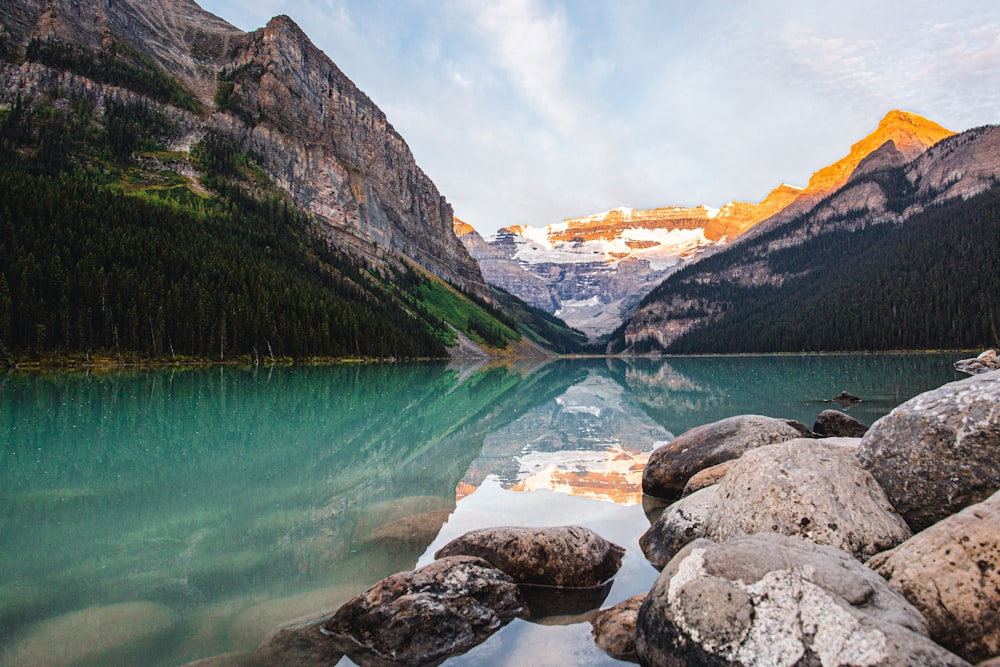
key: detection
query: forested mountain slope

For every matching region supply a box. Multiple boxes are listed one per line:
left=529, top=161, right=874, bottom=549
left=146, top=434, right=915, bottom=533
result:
left=0, top=0, right=587, bottom=363
left=617, top=124, right=1000, bottom=354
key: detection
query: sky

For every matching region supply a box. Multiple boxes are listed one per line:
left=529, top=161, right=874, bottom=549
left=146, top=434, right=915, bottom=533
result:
left=196, top=0, right=1000, bottom=237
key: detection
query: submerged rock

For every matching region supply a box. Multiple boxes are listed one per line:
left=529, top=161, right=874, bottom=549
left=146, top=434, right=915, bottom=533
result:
left=868, top=489, right=1000, bottom=664
left=256, top=615, right=344, bottom=667
left=635, top=534, right=971, bottom=667
left=813, top=408, right=869, bottom=437
left=1, top=601, right=177, bottom=667
left=705, top=438, right=910, bottom=560
left=856, top=372, right=1000, bottom=531
left=434, top=525, right=625, bottom=588
left=642, top=415, right=807, bottom=501
left=591, top=594, right=646, bottom=664
left=320, top=556, right=522, bottom=666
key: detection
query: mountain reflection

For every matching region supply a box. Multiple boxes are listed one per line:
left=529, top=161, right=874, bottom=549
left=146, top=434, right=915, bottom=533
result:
left=456, top=366, right=670, bottom=506
left=0, top=355, right=961, bottom=665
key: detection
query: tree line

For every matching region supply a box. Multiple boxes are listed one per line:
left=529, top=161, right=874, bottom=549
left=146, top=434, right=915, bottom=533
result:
left=661, top=184, right=1000, bottom=353
left=0, top=92, right=450, bottom=361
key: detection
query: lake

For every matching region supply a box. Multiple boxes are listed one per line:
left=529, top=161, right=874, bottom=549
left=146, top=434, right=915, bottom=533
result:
left=0, top=354, right=963, bottom=666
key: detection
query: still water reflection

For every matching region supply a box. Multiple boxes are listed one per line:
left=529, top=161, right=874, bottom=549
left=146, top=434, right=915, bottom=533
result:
left=0, top=354, right=961, bottom=666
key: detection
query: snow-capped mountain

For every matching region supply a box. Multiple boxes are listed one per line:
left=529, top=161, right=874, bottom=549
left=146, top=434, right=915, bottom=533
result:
left=457, top=185, right=801, bottom=339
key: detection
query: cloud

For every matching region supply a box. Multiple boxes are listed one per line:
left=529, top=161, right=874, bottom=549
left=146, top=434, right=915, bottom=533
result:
left=197, top=0, right=1000, bottom=237
left=463, top=0, right=578, bottom=136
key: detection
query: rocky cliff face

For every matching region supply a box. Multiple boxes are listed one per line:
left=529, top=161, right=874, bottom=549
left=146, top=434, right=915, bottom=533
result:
left=0, top=0, right=487, bottom=295
left=622, top=116, right=1000, bottom=352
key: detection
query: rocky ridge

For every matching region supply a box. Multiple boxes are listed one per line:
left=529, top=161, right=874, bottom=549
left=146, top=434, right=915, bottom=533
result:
left=0, top=0, right=488, bottom=297
left=622, top=112, right=1000, bottom=352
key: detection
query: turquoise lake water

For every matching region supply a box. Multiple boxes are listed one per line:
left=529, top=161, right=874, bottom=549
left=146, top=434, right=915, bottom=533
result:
left=0, top=354, right=963, bottom=666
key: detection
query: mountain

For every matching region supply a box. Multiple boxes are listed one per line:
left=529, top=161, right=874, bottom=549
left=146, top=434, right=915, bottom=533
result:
left=618, top=119, right=1000, bottom=354
left=0, top=0, right=561, bottom=363
left=742, top=109, right=955, bottom=235
left=465, top=111, right=953, bottom=342
left=461, top=185, right=804, bottom=341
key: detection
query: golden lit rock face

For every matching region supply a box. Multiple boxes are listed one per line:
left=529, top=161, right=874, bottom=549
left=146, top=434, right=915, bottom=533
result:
left=453, top=218, right=477, bottom=238
left=752, top=110, right=956, bottom=232
left=804, top=110, right=954, bottom=196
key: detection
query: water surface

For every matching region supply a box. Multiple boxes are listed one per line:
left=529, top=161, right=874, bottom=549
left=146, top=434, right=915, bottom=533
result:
left=0, top=354, right=962, bottom=665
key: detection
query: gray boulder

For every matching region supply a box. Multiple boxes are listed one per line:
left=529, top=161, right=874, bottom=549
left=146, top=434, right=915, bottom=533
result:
left=856, top=372, right=1000, bottom=532
left=434, top=525, right=625, bottom=588
left=320, top=556, right=522, bottom=666
left=814, top=409, right=870, bottom=437
left=705, top=439, right=911, bottom=560
left=868, top=489, right=1000, bottom=664
left=635, top=534, right=971, bottom=667
left=642, top=415, right=808, bottom=501
left=591, top=594, right=645, bottom=664
left=639, top=486, right=716, bottom=569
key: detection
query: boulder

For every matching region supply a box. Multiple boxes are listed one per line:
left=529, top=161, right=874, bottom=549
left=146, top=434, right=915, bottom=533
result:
left=705, top=439, right=911, bottom=560
left=856, top=372, right=1000, bottom=532
left=434, top=525, right=625, bottom=588
left=591, top=594, right=646, bottom=664
left=320, top=556, right=522, bottom=666
left=814, top=409, right=870, bottom=437
left=681, top=460, right=734, bottom=496
left=868, top=489, right=1000, bottom=664
left=639, top=486, right=716, bottom=569
left=635, top=534, right=971, bottom=667
left=642, top=415, right=808, bottom=501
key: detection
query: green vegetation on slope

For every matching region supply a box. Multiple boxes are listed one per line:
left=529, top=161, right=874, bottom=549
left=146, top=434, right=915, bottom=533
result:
left=660, top=183, right=1000, bottom=353
left=25, top=38, right=202, bottom=113
left=0, top=92, right=455, bottom=361
left=489, top=286, right=590, bottom=354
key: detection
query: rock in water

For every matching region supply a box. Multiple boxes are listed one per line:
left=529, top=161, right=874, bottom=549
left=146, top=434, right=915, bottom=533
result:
left=813, top=409, right=869, bottom=437
left=635, top=534, right=971, bottom=667
left=705, top=439, right=911, bottom=560
left=954, top=349, right=1000, bottom=375
left=856, top=372, right=1000, bottom=532
left=591, top=594, right=646, bottom=663
left=256, top=616, right=344, bottom=667
left=639, top=486, right=717, bottom=569
left=642, top=415, right=808, bottom=501
left=320, top=556, right=522, bottom=666
left=434, top=525, right=625, bottom=588
left=868, top=489, right=1000, bottom=664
